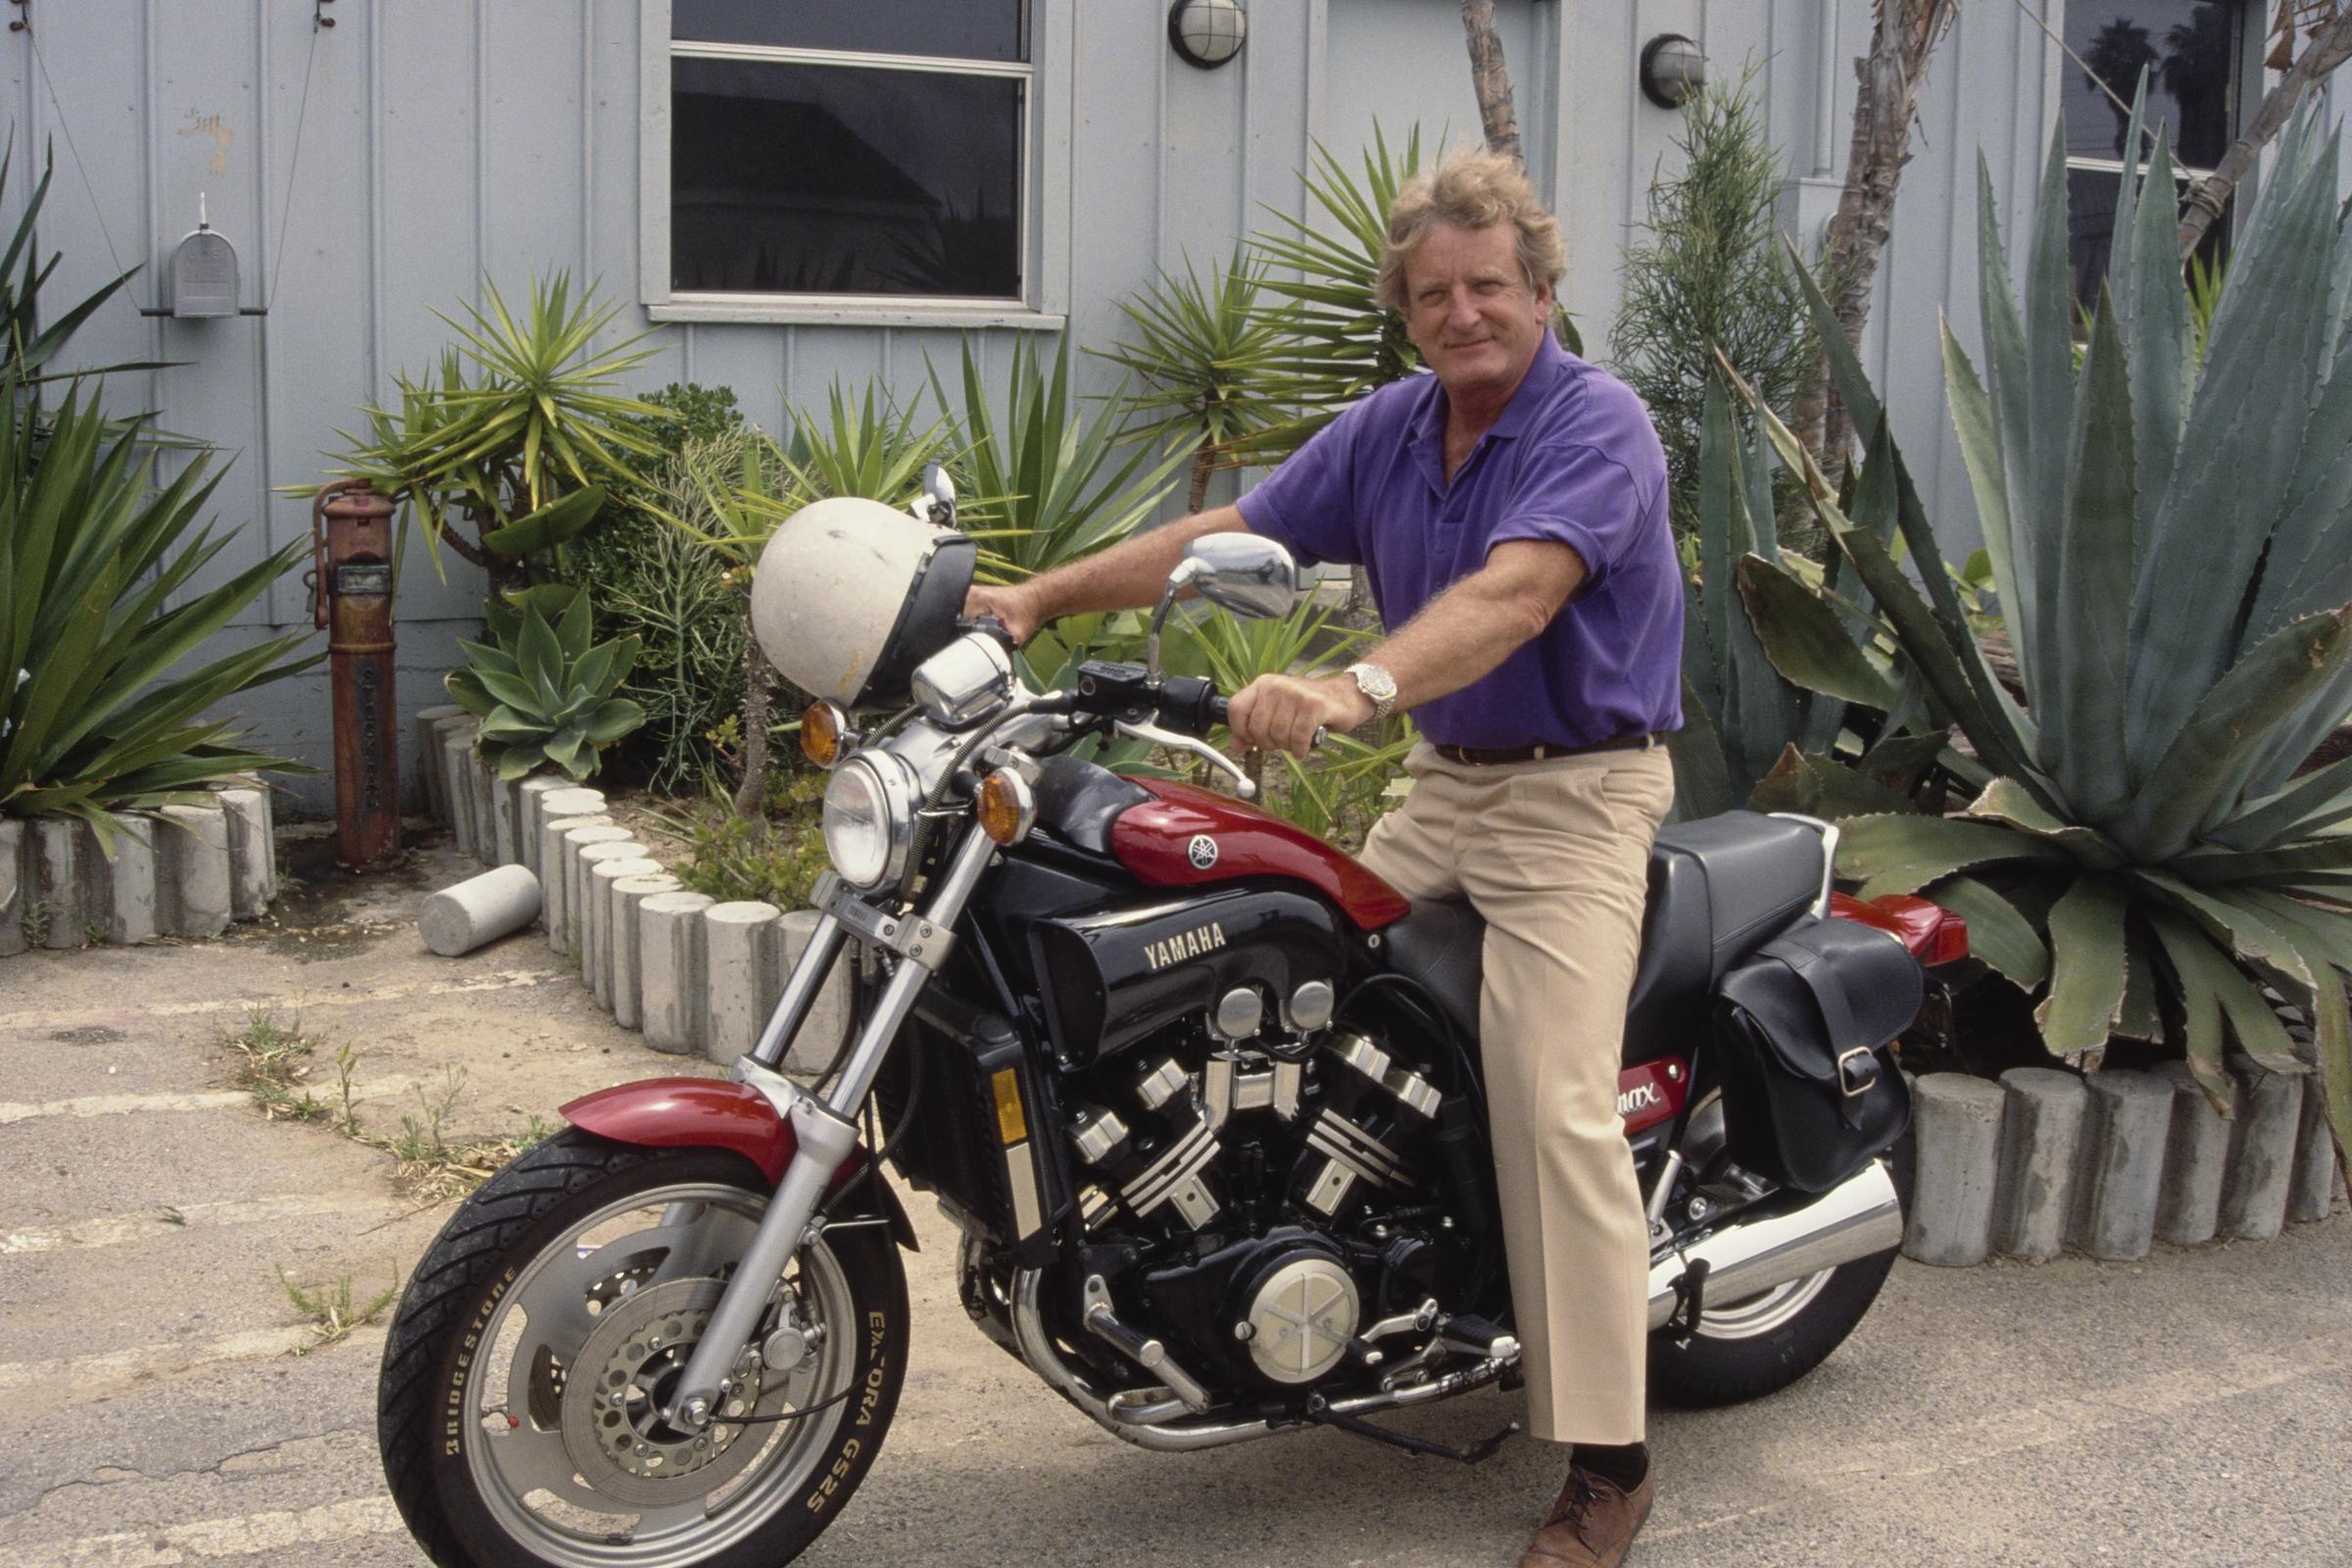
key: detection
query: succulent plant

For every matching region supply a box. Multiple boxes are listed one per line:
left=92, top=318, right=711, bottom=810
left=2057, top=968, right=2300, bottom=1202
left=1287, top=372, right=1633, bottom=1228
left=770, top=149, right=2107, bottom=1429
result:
left=1737, top=88, right=2352, bottom=1165
left=446, top=592, right=643, bottom=783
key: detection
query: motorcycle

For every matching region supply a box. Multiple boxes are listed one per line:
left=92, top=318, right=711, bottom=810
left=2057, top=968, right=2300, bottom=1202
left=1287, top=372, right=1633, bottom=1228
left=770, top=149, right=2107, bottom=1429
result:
left=377, top=472, right=1968, bottom=1568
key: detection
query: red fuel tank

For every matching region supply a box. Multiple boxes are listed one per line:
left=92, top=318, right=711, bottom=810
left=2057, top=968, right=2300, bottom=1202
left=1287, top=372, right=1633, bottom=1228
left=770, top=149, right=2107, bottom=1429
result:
left=1109, top=777, right=1411, bottom=931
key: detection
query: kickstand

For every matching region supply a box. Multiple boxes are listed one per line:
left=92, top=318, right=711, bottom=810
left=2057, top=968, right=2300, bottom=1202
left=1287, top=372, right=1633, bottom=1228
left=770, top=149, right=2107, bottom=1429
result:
left=1662, top=1257, right=1711, bottom=1348
left=1304, top=1394, right=1520, bottom=1464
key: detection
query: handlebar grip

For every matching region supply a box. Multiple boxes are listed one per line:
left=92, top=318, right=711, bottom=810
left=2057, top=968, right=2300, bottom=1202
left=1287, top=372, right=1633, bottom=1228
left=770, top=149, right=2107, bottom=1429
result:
left=1207, top=694, right=1230, bottom=728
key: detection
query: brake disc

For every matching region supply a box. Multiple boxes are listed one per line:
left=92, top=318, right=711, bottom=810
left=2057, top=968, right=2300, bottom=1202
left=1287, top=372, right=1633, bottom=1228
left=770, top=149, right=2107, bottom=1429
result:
left=558, top=1278, right=774, bottom=1510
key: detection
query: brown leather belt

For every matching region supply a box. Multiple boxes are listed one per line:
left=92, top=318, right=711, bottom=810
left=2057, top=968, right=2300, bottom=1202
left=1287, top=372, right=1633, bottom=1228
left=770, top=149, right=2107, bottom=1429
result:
left=1433, top=734, right=1662, bottom=766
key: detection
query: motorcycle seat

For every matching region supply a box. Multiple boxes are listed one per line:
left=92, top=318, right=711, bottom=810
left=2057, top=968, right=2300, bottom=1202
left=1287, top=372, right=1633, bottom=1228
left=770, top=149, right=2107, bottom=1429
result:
left=1377, top=811, right=1829, bottom=1056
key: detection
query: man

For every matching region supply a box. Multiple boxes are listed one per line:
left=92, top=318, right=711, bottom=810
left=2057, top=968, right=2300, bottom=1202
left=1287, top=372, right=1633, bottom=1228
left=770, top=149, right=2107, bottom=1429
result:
left=967, top=148, right=1682, bottom=1568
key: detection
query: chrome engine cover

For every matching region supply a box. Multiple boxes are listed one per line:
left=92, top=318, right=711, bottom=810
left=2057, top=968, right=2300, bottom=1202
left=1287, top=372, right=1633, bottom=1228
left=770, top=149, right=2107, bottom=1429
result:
left=1242, top=1254, right=1361, bottom=1385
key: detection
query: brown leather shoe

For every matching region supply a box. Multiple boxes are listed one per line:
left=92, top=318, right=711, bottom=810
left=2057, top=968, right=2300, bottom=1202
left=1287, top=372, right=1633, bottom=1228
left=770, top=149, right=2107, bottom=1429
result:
left=1516, top=1461, right=1655, bottom=1567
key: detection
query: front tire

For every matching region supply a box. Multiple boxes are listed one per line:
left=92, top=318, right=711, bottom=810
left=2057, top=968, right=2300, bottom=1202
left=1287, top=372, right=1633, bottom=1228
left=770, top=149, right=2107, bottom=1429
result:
left=378, top=1130, right=907, bottom=1568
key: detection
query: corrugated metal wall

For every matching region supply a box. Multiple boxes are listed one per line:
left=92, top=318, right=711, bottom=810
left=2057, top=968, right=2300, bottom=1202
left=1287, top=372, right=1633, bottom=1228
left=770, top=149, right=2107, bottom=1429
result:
left=4, top=0, right=2072, bottom=811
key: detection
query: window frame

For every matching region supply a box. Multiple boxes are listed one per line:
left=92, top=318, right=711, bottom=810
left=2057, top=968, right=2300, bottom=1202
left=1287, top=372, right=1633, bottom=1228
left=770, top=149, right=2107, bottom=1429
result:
left=638, top=0, right=1069, bottom=329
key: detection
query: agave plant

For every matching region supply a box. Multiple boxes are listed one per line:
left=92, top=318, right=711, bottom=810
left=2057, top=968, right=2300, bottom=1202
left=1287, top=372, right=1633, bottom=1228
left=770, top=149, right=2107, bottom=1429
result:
left=446, top=592, right=644, bottom=782
left=1740, top=93, right=2352, bottom=1156
left=934, top=334, right=1190, bottom=584
left=2, top=378, right=317, bottom=836
left=1094, top=247, right=1297, bottom=513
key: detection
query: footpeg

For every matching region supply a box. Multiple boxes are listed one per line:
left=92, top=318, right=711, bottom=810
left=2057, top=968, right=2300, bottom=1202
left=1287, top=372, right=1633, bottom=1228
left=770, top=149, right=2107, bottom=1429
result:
left=1436, top=1313, right=1520, bottom=1363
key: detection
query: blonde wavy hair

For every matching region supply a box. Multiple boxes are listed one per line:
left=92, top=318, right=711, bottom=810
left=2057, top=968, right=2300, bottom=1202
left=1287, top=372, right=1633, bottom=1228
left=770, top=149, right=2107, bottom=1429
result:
left=1373, top=148, right=1566, bottom=313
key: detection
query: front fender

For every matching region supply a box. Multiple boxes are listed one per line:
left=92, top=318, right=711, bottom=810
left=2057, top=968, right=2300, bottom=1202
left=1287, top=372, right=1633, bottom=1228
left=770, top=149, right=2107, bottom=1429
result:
left=560, top=1077, right=918, bottom=1251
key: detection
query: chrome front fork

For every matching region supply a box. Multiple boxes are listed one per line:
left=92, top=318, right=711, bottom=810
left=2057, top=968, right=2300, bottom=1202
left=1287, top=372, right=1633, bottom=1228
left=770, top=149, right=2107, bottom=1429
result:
left=665, top=827, right=1000, bottom=1426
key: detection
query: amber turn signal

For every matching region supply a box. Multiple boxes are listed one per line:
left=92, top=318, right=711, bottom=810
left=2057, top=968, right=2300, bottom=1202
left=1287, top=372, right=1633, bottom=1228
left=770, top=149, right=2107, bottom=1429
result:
left=976, top=769, right=1037, bottom=847
left=801, top=702, right=847, bottom=768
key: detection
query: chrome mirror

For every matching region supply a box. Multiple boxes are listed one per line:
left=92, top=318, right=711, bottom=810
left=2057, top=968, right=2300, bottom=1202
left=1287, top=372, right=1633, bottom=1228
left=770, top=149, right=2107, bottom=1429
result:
left=1147, top=532, right=1301, bottom=674
left=1184, top=532, right=1300, bottom=618
left=914, top=464, right=957, bottom=526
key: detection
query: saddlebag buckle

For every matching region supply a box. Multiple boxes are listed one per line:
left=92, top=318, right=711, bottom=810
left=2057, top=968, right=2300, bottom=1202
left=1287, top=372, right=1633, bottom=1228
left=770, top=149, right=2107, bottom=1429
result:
left=1836, top=1047, right=1879, bottom=1100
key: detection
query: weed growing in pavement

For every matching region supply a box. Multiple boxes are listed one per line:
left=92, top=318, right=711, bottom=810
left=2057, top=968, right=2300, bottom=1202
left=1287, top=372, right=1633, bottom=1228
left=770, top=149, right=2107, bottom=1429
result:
left=275, top=1262, right=400, bottom=1354
left=82, top=919, right=107, bottom=945
left=21, top=898, right=50, bottom=946
left=226, top=1006, right=331, bottom=1122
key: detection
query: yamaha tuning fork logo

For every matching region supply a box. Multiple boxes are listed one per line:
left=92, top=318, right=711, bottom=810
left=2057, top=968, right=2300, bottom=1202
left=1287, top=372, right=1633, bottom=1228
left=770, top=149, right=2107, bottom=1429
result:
left=1187, top=834, right=1219, bottom=870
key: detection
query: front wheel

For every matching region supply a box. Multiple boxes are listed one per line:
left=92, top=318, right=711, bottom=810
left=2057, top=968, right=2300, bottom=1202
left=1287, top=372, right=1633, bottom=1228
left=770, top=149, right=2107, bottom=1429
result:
left=377, top=1130, right=907, bottom=1568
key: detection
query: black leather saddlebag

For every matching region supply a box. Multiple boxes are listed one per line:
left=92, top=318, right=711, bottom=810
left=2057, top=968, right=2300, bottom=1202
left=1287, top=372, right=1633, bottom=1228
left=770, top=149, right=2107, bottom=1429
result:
left=1713, top=914, right=1921, bottom=1194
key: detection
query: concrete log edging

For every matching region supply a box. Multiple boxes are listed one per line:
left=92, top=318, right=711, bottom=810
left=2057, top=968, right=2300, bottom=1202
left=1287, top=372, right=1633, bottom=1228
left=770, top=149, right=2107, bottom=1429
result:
left=1904, top=1061, right=2344, bottom=1267
left=1, top=780, right=281, bottom=958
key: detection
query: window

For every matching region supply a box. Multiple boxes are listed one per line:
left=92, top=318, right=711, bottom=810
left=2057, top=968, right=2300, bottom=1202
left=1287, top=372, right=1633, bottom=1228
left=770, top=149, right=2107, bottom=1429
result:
left=643, top=1, right=1063, bottom=326
left=2062, top=2, right=2244, bottom=304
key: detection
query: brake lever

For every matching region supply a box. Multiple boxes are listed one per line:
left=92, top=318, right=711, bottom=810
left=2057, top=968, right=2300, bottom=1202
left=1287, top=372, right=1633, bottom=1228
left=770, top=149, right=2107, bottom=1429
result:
left=1115, top=718, right=1259, bottom=801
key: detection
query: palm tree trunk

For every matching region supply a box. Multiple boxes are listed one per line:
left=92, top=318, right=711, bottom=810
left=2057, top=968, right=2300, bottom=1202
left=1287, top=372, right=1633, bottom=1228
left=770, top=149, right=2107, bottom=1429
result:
left=1459, top=0, right=1523, bottom=167
left=2179, top=9, right=2352, bottom=261
left=1188, top=439, right=1214, bottom=515
left=1797, top=0, right=1958, bottom=486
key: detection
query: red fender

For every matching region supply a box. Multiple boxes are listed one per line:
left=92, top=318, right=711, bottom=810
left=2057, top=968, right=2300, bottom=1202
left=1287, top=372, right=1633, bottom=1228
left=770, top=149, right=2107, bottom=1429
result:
left=559, top=1077, right=917, bottom=1250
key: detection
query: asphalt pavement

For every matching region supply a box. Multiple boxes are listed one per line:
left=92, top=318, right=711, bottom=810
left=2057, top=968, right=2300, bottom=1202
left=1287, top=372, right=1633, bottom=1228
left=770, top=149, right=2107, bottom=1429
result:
left=2, top=830, right=2344, bottom=1568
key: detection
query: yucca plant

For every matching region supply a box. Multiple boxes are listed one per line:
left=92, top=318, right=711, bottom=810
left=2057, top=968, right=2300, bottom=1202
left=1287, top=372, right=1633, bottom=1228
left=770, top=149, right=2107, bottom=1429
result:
left=2, top=377, right=317, bottom=837
left=935, top=334, right=1190, bottom=584
left=445, top=591, right=644, bottom=782
left=1234, top=125, right=1428, bottom=464
left=3, top=141, right=168, bottom=390
left=1094, top=247, right=1297, bottom=512
left=1740, top=91, right=2352, bottom=1159
left=337, top=273, right=667, bottom=589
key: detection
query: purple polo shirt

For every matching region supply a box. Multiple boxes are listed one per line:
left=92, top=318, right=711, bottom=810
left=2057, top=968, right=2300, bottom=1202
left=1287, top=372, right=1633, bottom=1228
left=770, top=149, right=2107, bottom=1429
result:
left=1236, top=334, right=1684, bottom=751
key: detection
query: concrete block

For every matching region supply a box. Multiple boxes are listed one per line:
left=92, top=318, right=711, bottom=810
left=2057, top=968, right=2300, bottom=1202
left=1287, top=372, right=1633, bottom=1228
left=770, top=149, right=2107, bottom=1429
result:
left=157, top=802, right=233, bottom=940
left=489, top=774, right=522, bottom=866
left=538, top=815, right=612, bottom=953
left=775, top=908, right=853, bottom=1075
left=31, top=816, right=87, bottom=948
left=440, top=730, right=478, bottom=857
left=413, top=706, right=465, bottom=821
left=2071, top=1070, right=2175, bottom=1261
left=256, top=782, right=278, bottom=906
left=611, top=872, right=683, bottom=1031
left=419, top=863, right=543, bottom=956
left=553, top=824, right=632, bottom=957
left=96, top=814, right=159, bottom=946
left=0, top=818, right=24, bottom=956
left=640, top=891, right=717, bottom=1054
left=2220, top=1054, right=2310, bottom=1242
left=516, top=778, right=572, bottom=879
left=587, top=855, right=662, bottom=1010
left=1903, top=1073, right=2007, bottom=1267
left=703, top=902, right=783, bottom=1066
left=2153, top=1061, right=2236, bottom=1246
left=2287, top=1070, right=2338, bottom=1224
left=1991, top=1068, right=2088, bottom=1261
left=572, top=841, right=645, bottom=982
left=469, top=757, right=496, bottom=867
left=218, top=787, right=272, bottom=920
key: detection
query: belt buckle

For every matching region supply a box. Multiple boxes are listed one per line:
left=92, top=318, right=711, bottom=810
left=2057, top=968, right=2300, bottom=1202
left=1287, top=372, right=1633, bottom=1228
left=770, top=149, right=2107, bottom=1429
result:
left=1836, top=1047, right=1876, bottom=1099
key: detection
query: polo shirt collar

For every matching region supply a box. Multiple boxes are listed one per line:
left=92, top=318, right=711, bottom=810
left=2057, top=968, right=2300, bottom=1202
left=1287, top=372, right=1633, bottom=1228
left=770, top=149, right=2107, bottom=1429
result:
left=1407, top=332, right=1573, bottom=494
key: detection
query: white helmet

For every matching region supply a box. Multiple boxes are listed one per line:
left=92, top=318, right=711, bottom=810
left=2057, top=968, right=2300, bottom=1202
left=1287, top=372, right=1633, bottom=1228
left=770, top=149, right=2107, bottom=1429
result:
left=750, top=495, right=978, bottom=709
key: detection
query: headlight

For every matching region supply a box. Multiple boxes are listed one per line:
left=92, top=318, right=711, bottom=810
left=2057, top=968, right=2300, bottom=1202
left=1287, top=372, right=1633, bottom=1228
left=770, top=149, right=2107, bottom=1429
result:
left=821, top=754, right=917, bottom=890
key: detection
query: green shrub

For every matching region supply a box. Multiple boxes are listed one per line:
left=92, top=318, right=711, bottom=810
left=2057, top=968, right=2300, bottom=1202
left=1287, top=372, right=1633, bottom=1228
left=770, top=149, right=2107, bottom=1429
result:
left=663, top=773, right=830, bottom=906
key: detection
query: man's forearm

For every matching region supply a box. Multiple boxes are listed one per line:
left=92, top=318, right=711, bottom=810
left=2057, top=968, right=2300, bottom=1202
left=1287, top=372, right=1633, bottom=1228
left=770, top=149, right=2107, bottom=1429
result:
left=1370, top=540, right=1585, bottom=710
left=1020, top=506, right=1247, bottom=619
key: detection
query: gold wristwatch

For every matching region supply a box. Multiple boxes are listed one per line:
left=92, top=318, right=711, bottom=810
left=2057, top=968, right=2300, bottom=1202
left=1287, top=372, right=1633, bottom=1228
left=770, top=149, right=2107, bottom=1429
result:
left=1345, top=662, right=1397, bottom=725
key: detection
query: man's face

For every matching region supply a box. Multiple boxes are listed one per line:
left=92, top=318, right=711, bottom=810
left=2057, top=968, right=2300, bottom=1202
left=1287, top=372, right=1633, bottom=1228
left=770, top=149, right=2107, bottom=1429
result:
left=1399, top=220, right=1553, bottom=407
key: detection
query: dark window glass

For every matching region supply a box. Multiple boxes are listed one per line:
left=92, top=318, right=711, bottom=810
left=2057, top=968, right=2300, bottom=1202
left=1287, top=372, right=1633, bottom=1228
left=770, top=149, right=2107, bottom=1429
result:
left=673, top=0, right=1025, bottom=63
left=2062, top=1, right=2237, bottom=169
left=671, top=58, right=1022, bottom=298
left=2066, top=168, right=2229, bottom=310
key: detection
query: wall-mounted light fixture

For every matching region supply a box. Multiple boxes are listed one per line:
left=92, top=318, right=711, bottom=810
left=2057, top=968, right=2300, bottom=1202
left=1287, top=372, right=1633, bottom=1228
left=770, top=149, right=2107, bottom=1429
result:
left=1168, top=0, right=1247, bottom=70
left=1639, top=33, right=1707, bottom=108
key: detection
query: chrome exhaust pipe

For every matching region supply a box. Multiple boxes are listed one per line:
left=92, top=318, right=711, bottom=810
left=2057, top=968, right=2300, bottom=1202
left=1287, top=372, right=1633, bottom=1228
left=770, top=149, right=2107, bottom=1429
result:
left=1647, top=1159, right=1902, bottom=1330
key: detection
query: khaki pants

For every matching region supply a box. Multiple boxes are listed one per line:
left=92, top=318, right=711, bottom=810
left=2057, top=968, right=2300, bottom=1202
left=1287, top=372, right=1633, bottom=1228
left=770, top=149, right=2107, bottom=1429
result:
left=1356, top=741, right=1675, bottom=1445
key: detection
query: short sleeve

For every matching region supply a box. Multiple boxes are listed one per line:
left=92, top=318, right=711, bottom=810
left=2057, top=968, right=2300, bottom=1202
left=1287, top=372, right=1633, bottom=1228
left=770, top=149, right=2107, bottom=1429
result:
left=1487, top=393, right=1665, bottom=594
left=1235, top=410, right=1363, bottom=569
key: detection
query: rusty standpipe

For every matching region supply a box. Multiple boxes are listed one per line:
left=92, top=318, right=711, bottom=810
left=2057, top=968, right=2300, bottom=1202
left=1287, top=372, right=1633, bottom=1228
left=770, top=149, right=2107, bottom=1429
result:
left=308, top=479, right=401, bottom=868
